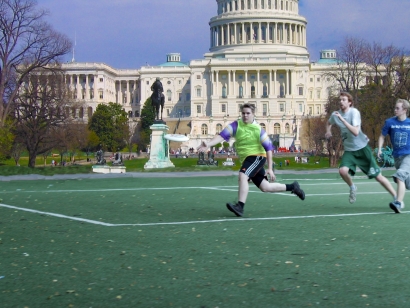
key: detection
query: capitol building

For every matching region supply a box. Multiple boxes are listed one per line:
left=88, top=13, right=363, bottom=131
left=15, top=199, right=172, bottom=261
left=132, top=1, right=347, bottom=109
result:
left=62, top=0, right=338, bottom=150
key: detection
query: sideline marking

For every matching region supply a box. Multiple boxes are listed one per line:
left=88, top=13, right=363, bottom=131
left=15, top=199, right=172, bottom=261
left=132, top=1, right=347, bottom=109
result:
left=0, top=203, right=406, bottom=227
left=0, top=203, right=114, bottom=226
left=0, top=180, right=392, bottom=194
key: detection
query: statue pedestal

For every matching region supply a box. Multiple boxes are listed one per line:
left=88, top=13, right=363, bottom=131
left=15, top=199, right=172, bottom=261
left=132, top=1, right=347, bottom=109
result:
left=144, top=124, right=175, bottom=169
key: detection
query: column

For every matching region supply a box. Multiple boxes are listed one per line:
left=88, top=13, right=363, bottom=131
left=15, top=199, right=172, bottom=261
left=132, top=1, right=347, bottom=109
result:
left=232, top=70, right=236, bottom=97
left=273, top=22, right=276, bottom=43
left=76, top=75, right=81, bottom=99
left=269, top=70, right=272, bottom=97
left=257, top=70, right=260, bottom=97
left=127, top=80, right=130, bottom=105
left=234, top=23, right=237, bottom=44
left=94, top=75, right=98, bottom=101
left=287, top=70, right=291, bottom=96
left=221, top=25, right=225, bottom=45
left=273, top=70, right=276, bottom=96
left=215, top=71, right=219, bottom=96
left=209, top=71, right=213, bottom=97
left=117, top=81, right=121, bottom=104
left=258, top=22, right=262, bottom=43
left=85, top=75, right=89, bottom=99
left=241, top=22, right=245, bottom=43
left=244, top=70, right=248, bottom=97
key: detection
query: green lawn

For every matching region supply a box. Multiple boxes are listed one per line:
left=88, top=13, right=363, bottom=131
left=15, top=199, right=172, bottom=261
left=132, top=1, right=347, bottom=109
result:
left=0, top=171, right=407, bottom=307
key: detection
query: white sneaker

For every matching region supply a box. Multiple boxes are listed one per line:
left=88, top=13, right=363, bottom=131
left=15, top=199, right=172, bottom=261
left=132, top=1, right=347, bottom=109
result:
left=349, top=186, right=357, bottom=204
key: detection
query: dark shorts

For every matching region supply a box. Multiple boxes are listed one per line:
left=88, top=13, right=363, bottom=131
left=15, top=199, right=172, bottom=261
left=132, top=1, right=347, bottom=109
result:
left=340, top=145, right=380, bottom=179
left=240, top=156, right=267, bottom=187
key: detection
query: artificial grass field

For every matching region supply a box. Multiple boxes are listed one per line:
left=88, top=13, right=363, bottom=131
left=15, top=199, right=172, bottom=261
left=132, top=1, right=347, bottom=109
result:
left=1, top=171, right=409, bottom=307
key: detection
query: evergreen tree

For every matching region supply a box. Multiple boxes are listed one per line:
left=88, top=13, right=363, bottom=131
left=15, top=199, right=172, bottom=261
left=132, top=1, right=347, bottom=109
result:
left=137, top=98, right=155, bottom=150
left=89, top=102, right=129, bottom=151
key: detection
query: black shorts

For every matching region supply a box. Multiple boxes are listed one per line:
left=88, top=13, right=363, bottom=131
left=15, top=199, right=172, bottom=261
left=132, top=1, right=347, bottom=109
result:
left=240, top=156, right=267, bottom=187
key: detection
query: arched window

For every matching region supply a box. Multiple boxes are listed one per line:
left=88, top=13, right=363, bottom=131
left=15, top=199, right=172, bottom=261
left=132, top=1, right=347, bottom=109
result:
left=201, top=124, right=208, bottom=135
left=216, top=123, right=223, bottom=134
left=79, top=107, right=84, bottom=119
left=128, top=111, right=133, bottom=118
left=222, top=85, right=227, bottom=98
left=239, top=85, right=243, bottom=98
left=135, top=111, right=140, bottom=117
left=263, top=85, right=268, bottom=97
left=167, top=89, right=172, bottom=101
left=274, top=123, right=280, bottom=134
left=260, top=123, right=266, bottom=131
left=251, top=85, right=255, bottom=98
left=280, top=84, right=284, bottom=97
left=285, top=123, right=290, bottom=134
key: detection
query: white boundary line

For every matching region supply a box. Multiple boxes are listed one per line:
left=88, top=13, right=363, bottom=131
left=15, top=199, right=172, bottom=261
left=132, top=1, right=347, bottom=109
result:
left=0, top=180, right=392, bottom=194
left=0, top=203, right=114, bottom=226
left=0, top=203, right=406, bottom=227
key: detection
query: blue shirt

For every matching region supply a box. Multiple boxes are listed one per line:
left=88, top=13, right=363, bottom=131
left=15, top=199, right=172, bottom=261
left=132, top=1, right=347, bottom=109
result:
left=381, top=117, right=410, bottom=157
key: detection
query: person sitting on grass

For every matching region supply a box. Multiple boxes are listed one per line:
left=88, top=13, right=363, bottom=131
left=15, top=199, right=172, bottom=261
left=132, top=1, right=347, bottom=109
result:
left=197, top=103, right=305, bottom=217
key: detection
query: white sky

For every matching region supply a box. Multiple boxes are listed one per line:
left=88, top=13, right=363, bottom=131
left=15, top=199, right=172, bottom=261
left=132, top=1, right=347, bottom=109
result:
left=36, top=0, right=410, bottom=68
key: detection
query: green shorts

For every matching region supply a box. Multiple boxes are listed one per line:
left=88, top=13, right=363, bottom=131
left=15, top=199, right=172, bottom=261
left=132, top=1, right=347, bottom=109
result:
left=340, top=145, right=381, bottom=179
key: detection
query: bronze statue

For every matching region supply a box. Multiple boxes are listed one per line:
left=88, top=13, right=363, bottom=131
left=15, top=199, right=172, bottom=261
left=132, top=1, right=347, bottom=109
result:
left=96, top=149, right=106, bottom=165
left=150, top=77, right=165, bottom=121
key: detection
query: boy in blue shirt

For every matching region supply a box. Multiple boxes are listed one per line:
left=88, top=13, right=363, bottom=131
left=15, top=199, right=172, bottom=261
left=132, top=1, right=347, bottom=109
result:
left=378, top=99, right=410, bottom=213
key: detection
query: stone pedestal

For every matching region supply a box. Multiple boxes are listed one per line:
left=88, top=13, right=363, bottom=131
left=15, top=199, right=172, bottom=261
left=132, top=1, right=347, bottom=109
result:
left=92, top=165, right=126, bottom=173
left=144, top=124, right=175, bottom=169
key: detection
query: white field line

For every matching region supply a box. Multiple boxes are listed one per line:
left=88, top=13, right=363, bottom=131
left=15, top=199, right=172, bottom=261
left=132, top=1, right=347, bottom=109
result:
left=0, top=180, right=391, bottom=194
left=0, top=202, right=406, bottom=227
left=0, top=203, right=114, bottom=226
left=0, top=180, right=400, bottom=226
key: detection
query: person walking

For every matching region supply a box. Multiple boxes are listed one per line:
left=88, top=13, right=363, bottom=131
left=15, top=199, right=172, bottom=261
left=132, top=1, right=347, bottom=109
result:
left=378, top=98, right=410, bottom=213
left=197, top=103, right=305, bottom=217
left=325, top=92, right=396, bottom=204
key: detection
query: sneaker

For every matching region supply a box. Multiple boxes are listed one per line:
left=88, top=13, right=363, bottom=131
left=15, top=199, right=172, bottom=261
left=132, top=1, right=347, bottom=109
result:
left=349, top=186, right=357, bottom=204
left=291, top=181, right=305, bottom=200
left=389, top=201, right=402, bottom=213
left=226, top=202, right=243, bottom=217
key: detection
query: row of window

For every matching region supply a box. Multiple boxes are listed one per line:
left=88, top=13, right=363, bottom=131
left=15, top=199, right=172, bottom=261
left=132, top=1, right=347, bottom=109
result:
left=198, top=122, right=293, bottom=135
left=220, top=0, right=295, bottom=13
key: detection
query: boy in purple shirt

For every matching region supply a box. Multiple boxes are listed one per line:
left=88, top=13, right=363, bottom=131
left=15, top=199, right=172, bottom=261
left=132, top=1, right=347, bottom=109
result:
left=197, top=103, right=305, bottom=217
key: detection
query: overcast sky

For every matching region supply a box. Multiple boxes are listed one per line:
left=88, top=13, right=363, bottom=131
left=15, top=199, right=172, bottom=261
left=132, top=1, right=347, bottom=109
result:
left=37, top=0, right=410, bottom=69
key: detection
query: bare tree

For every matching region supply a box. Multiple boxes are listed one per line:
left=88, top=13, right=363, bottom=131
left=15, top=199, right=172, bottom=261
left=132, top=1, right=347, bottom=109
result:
left=0, top=0, right=72, bottom=128
left=323, top=36, right=368, bottom=102
left=301, top=116, right=327, bottom=155
left=364, top=42, right=402, bottom=88
left=324, top=95, right=344, bottom=167
left=391, top=54, right=410, bottom=99
left=14, top=70, right=78, bottom=167
left=125, top=119, right=138, bottom=157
